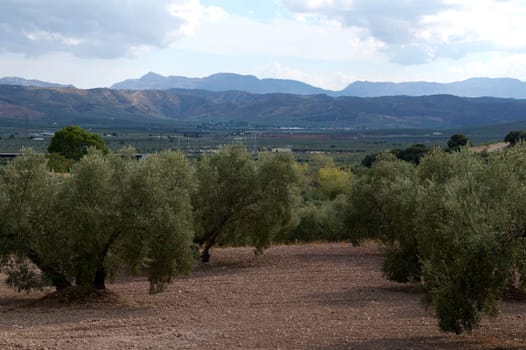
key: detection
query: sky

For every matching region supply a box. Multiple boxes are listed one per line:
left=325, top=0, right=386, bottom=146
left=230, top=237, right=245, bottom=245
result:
left=1, top=0, right=526, bottom=90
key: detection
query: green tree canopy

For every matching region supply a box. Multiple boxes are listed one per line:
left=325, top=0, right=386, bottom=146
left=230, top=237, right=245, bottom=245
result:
left=193, top=145, right=300, bottom=262
left=447, top=134, right=471, bottom=151
left=0, top=149, right=195, bottom=294
left=394, top=144, right=430, bottom=164
left=504, top=130, right=526, bottom=146
left=345, top=147, right=526, bottom=333
left=48, top=126, right=108, bottom=161
left=361, top=144, right=431, bottom=168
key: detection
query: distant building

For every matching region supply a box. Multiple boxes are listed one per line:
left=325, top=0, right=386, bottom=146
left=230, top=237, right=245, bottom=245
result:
left=271, top=147, right=292, bottom=153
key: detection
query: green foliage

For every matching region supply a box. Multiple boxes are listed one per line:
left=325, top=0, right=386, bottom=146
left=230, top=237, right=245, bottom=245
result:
left=281, top=195, right=347, bottom=243
left=393, top=144, right=430, bottom=164
left=3, top=256, right=49, bottom=292
left=0, top=148, right=195, bottom=294
left=0, top=149, right=70, bottom=291
left=193, top=145, right=300, bottom=261
left=48, top=126, right=108, bottom=161
left=278, top=154, right=351, bottom=244
left=317, top=167, right=352, bottom=200
left=415, top=166, right=519, bottom=333
left=360, top=153, right=378, bottom=168
left=504, top=130, right=526, bottom=145
left=447, top=134, right=471, bottom=151
left=46, top=152, right=75, bottom=173
left=298, top=154, right=352, bottom=201
left=346, top=153, right=420, bottom=281
left=345, top=146, right=526, bottom=333
left=361, top=144, right=431, bottom=168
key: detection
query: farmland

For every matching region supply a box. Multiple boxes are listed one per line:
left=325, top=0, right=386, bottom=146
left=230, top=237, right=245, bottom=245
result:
left=0, top=122, right=517, bottom=165
left=1, top=243, right=525, bottom=350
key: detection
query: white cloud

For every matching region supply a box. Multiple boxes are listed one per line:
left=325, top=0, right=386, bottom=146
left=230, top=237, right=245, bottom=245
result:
left=172, top=13, right=385, bottom=62
left=0, top=0, right=222, bottom=58
left=421, top=0, right=526, bottom=50
left=169, top=0, right=226, bottom=37
left=260, top=62, right=357, bottom=90
left=281, top=0, right=526, bottom=64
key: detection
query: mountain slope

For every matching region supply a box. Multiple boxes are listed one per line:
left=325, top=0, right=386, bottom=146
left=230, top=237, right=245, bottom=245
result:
left=2, top=85, right=526, bottom=129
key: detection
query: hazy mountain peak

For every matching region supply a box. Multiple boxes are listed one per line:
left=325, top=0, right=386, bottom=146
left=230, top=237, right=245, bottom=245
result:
left=141, top=72, right=165, bottom=79
left=0, top=76, right=74, bottom=88
left=110, top=73, right=526, bottom=98
left=111, top=72, right=326, bottom=95
left=343, top=77, right=526, bottom=98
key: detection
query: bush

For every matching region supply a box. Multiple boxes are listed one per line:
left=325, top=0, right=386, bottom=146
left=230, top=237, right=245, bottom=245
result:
left=280, top=195, right=347, bottom=243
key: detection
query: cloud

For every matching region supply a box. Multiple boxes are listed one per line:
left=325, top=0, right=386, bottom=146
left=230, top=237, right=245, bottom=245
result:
left=173, top=14, right=385, bottom=62
left=0, top=0, right=223, bottom=58
left=260, top=61, right=357, bottom=90
left=281, top=0, right=526, bottom=64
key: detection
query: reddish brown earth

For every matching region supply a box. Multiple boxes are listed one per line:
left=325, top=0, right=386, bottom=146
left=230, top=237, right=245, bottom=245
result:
left=1, top=243, right=525, bottom=350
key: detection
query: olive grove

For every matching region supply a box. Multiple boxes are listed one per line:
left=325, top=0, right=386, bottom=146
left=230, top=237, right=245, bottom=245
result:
left=0, top=148, right=195, bottom=294
left=346, top=146, right=526, bottom=333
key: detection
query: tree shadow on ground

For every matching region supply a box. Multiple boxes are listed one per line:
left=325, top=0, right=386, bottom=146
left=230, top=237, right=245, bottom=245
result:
left=311, top=335, right=523, bottom=350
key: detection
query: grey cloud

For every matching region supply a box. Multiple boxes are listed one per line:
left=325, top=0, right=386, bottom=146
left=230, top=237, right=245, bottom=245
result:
left=282, top=0, right=452, bottom=32
left=0, top=0, right=185, bottom=58
left=282, top=0, right=461, bottom=64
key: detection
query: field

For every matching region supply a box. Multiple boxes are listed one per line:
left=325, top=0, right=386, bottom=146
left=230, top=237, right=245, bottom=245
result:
left=0, top=124, right=505, bottom=167
left=1, top=243, right=525, bottom=350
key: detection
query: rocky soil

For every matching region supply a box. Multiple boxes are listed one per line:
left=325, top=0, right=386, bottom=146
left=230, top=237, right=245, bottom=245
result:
left=1, top=243, right=525, bottom=349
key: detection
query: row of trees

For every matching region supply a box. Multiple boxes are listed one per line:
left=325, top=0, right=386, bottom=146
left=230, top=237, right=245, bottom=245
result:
left=347, top=146, right=526, bottom=333
left=0, top=145, right=300, bottom=293
left=361, top=134, right=471, bottom=168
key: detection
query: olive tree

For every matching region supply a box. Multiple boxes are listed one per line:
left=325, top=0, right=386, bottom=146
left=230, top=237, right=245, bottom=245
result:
left=345, top=147, right=526, bottom=333
left=0, top=149, right=71, bottom=291
left=447, top=134, right=471, bottom=151
left=415, top=148, right=525, bottom=333
left=504, top=130, right=526, bottom=146
left=193, top=145, right=299, bottom=262
left=345, top=153, right=420, bottom=282
left=0, top=149, right=196, bottom=294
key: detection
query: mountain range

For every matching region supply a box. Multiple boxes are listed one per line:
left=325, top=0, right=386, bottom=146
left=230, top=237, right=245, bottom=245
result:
left=111, top=73, right=526, bottom=99
left=111, top=72, right=328, bottom=95
left=0, top=77, right=74, bottom=89
left=3, top=73, right=526, bottom=99
left=2, top=85, right=526, bottom=129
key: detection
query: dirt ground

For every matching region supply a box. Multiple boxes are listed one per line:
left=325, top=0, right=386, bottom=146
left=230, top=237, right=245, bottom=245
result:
left=1, top=242, right=525, bottom=350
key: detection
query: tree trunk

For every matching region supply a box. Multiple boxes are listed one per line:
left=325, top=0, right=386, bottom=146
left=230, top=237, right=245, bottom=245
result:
left=200, top=230, right=220, bottom=263
left=27, top=249, right=72, bottom=291
left=50, top=273, right=72, bottom=291
left=93, top=266, right=106, bottom=290
left=201, top=249, right=211, bottom=263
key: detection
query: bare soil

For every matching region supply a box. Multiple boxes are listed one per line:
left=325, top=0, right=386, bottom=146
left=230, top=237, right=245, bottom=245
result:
left=1, top=243, right=525, bottom=349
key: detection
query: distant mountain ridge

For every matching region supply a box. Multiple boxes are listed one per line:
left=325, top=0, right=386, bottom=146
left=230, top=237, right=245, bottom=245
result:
left=111, top=72, right=328, bottom=95
left=342, top=78, right=526, bottom=98
left=112, top=73, right=526, bottom=99
left=4, top=74, right=526, bottom=99
left=0, top=76, right=74, bottom=88
left=2, top=85, right=526, bottom=129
